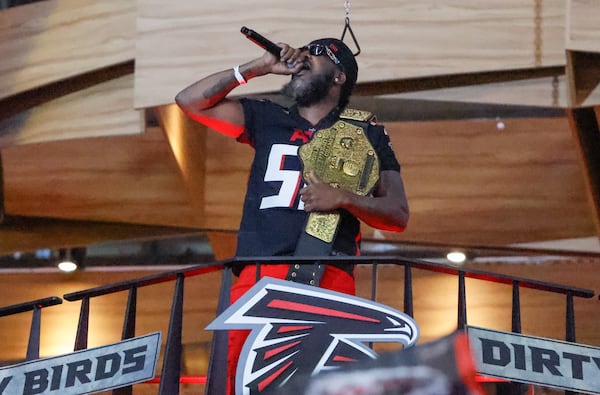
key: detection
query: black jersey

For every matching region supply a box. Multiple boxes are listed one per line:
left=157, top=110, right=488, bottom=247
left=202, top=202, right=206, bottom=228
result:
left=234, top=98, right=400, bottom=264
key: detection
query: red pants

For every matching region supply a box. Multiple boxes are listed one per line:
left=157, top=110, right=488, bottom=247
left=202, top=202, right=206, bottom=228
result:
left=227, top=264, right=356, bottom=394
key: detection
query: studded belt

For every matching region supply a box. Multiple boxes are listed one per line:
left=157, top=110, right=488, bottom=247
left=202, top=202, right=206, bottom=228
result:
left=285, top=251, right=354, bottom=286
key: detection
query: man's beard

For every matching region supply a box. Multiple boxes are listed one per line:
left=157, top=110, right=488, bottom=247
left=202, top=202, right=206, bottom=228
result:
left=281, top=69, right=335, bottom=107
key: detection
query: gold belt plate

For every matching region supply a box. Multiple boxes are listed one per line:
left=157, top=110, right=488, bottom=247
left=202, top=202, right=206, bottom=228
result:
left=299, top=120, right=380, bottom=242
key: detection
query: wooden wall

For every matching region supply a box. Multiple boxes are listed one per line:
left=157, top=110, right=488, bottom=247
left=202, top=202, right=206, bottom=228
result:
left=3, top=114, right=595, bottom=250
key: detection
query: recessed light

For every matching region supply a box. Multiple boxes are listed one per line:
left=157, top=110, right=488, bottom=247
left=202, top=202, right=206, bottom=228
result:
left=447, top=251, right=467, bottom=264
left=58, top=260, right=78, bottom=272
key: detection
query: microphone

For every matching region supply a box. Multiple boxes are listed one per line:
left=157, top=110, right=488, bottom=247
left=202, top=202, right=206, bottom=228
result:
left=240, top=26, right=282, bottom=58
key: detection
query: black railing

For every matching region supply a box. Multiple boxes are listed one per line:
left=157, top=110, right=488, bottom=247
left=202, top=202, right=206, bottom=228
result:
left=63, top=261, right=226, bottom=395
left=0, top=256, right=596, bottom=394
left=0, top=296, right=62, bottom=361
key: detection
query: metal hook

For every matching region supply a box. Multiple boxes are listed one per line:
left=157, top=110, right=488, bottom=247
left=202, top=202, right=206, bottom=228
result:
left=341, top=17, right=361, bottom=56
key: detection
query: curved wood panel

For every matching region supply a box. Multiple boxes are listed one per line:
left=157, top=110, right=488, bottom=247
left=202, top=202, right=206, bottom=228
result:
left=0, top=74, right=141, bottom=148
left=135, top=0, right=567, bottom=108
left=3, top=116, right=595, bottom=248
left=0, top=0, right=135, bottom=100
left=367, top=117, right=596, bottom=245
left=3, top=127, right=205, bottom=228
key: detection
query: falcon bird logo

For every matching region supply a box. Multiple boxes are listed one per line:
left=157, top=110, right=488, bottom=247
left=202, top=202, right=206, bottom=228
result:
left=207, top=277, right=419, bottom=395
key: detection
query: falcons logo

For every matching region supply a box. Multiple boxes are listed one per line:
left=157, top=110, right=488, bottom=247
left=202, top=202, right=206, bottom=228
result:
left=207, top=277, right=419, bottom=395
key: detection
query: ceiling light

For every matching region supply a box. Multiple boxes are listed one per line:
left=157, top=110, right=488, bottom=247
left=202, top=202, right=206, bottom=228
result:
left=495, top=117, right=505, bottom=130
left=58, top=260, right=78, bottom=272
left=446, top=251, right=467, bottom=264
left=57, top=249, right=78, bottom=272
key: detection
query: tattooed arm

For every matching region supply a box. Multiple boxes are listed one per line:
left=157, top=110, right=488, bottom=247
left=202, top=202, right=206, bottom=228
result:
left=175, top=44, right=304, bottom=137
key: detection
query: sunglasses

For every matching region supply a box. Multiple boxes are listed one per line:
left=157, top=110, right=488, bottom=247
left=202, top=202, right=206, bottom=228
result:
left=301, top=44, right=342, bottom=68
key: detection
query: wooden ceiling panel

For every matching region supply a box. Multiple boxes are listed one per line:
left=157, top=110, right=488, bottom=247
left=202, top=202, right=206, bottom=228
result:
left=567, top=0, right=600, bottom=53
left=0, top=0, right=135, bottom=100
left=0, top=74, right=141, bottom=148
left=365, top=116, right=596, bottom=245
left=135, top=0, right=567, bottom=108
left=2, top=113, right=596, bottom=251
left=2, top=127, right=203, bottom=229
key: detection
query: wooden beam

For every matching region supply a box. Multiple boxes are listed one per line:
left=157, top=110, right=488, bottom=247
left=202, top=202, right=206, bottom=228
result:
left=0, top=61, right=134, bottom=124
left=0, top=215, right=198, bottom=255
left=567, top=107, right=600, bottom=234
left=367, top=116, right=596, bottom=245
left=3, top=115, right=595, bottom=247
left=0, top=72, right=142, bottom=148
left=566, top=50, right=600, bottom=107
left=354, top=66, right=565, bottom=99
left=349, top=96, right=566, bottom=123
left=0, top=0, right=135, bottom=100
left=355, top=77, right=570, bottom=111
left=2, top=127, right=204, bottom=228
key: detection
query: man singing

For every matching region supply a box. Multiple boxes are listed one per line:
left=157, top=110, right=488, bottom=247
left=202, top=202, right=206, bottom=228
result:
left=175, top=35, right=409, bottom=394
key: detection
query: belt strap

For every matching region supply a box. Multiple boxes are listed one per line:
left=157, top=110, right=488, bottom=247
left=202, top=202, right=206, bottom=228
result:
left=285, top=261, right=326, bottom=286
left=290, top=109, right=373, bottom=286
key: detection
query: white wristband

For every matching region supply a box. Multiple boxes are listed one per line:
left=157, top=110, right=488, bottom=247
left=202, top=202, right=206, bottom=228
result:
left=233, top=65, right=247, bottom=85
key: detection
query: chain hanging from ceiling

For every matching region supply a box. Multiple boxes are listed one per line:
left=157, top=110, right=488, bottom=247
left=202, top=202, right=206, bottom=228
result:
left=341, top=0, right=361, bottom=56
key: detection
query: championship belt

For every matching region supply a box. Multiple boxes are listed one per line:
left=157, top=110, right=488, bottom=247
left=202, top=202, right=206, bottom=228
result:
left=292, top=109, right=380, bottom=260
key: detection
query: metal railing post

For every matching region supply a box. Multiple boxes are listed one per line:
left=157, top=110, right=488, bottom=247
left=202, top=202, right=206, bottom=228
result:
left=158, top=274, right=185, bottom=395
left=565, top=292, right=577, bottom=395
left=25, top=305, right=41, bottom=361
left=74, top=297, right=90, bottom=351
left=404, top=263, right=414, bottom=318
left=370, top=262, right=378, bottom=302
left=510, top=284, right=524, bottom=395
left=205, top=267, right=233, bottom=395
left=113, top=287, right=138, bottom=395
left=457, top=271, right=467, bottom=330
left=511, top=281, right=521, bottom=333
